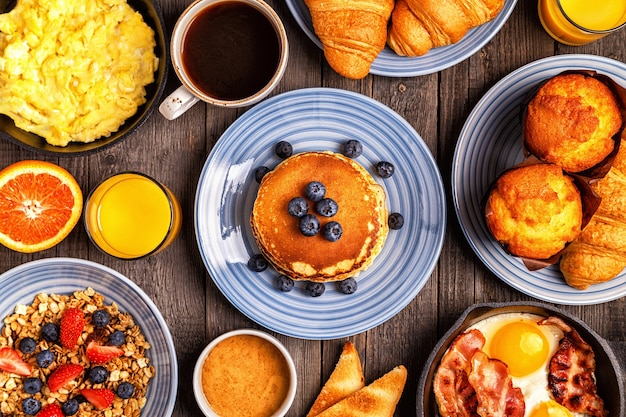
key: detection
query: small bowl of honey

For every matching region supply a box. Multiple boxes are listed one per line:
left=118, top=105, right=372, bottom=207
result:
left=193, top=329, right=297, bottom=417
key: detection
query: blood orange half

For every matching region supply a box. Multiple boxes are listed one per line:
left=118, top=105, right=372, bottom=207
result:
left=0, top=160, right=83, bottom=253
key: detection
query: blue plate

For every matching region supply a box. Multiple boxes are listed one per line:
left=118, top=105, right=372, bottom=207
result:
left=0, top=258, right=177, bottom=417
left=284, top=0, right=517, bottom=77
left=195, top=88, right=446, bottom=340
left=453, top=54, right=626, bottom=305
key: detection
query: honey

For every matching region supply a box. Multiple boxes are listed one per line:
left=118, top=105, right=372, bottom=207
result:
left=201, top=334, right=291, bottom=417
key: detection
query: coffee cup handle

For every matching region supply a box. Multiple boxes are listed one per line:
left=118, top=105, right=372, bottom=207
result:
left=159, top=85, right=200, bottom=120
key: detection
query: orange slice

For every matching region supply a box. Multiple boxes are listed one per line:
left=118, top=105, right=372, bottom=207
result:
left=0, top=160, right=83, bottom=253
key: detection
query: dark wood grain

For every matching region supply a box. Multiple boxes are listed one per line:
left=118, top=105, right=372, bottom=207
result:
left=1, top=1, right=625, bottom=416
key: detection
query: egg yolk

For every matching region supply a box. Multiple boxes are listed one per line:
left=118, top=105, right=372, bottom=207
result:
left=529, top=400, right=573, bottom=417
left=488, top=321, right=549, bottom=377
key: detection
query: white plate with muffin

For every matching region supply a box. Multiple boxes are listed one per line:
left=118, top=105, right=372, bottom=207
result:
left=453, top=54, right=626, bottom=305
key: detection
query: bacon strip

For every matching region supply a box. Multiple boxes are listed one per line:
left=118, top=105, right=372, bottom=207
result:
left=541, top=316, right=607, bottom=417
left=468, top=351, right=526, bottom=417
left=433, top=329, right=485, bottom=417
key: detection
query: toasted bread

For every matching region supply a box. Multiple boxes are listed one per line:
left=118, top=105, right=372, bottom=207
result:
left=313, top=365, right=408, bottom=417
left=307, top=341, right=365, bottom=417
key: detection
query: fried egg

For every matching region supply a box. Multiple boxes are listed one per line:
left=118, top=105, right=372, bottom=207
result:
left=469, top=313, right=583, bottom=417
left=0, top=0, right=158, bottom=146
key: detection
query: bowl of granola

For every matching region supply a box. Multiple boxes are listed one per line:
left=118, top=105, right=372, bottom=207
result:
left=0, top=257, right=177, bottom=416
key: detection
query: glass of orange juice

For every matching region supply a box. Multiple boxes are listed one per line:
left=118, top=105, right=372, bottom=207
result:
left=84, top=172, right=182, bottom=259
left=538, top=0, right=626, bottom=45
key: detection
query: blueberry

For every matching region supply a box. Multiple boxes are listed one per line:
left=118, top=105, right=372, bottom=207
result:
left=18, top=337, right=36, bottom=354
left=287, top=197, right=309, bottom=218
left=22, top=398, right=41, bottom=415
left=23, top=377, right=43, bottom=394
left=92, top=309, right=110, bottom=327
left=315, top=198, right=338, bottom=217
left=276, top=275, right=294, bottom=292
left=299, top=214, right=320, bottom=236
left=36, top=349, right=54, bottom=368
left=323, top=221, right=343, bottom=242
left=41, top=322, right=59, bottom=342
left=306, top=282, right=326, bottom=297
left=74, top=394, right=87, bottom=404
left=274, top=141, right=293, bottom=158
left=338, top=278, right=358, bottom=294
left=116, top=382, right=135, bottom=399
left=304, top=181, right=326, bottom=202
left=108, top=330, right=126, bottom=347
left=376, top=161, right=395, bottom=178
left=62, top=399, right=79, bottom=416
left=342, top=139, right=363, bottom=158
left=388, top=212, right=404, bottom=230
left=254, top=166, right=270, bottom=183
left=248, top=254, right=269, bottom=272
left=89, top=366, right=109, bottom=384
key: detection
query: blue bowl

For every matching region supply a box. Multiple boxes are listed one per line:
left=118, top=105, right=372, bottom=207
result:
left=0, top=257, right=178, bottom=417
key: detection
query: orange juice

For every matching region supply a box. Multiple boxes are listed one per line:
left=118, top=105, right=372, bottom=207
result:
left=538, top=0, right=626, bottom=45
left=85, top=173, right=182, bottom=259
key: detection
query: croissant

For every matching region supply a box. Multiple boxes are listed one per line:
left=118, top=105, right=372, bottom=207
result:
left=304, top=0, right=394, bottom=79
left=387, top=0, right=504, bottom=57
left=560, top=137, right=626, bottom=289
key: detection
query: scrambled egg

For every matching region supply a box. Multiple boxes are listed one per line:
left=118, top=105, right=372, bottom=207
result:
left=0, top=0, right=158, bottom=146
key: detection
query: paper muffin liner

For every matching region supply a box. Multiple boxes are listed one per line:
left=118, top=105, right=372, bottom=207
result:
left=484, top=159, right=601, bottom=270
left=521, top=70, right=626, bottom=180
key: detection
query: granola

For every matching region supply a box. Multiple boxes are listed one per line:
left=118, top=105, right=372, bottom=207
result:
left=0, top=287, right=154, bottom=416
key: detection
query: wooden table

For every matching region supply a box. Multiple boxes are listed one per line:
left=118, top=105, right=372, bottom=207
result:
left=1, top=1, right=625, bottom=416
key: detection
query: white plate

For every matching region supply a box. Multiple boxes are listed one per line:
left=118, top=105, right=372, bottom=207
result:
left=195, top=87, right=446, bottom=339
left=284, top=0, right=517, bottom=77
left=453, top=54, right=626, bottom=305
left=0, top=257, right=177, bottom=417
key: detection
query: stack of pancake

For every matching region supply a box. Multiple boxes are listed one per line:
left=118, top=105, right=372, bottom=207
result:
left=250, top=151, right=388, bottom=282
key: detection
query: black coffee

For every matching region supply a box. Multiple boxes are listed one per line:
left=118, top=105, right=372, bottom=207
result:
left=181, top=1, right=281, bottom=101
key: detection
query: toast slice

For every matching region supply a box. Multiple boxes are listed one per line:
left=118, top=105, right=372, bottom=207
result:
left=306, top=341, right=365, bottom=417
left=313, top=365, right=408, bottom=417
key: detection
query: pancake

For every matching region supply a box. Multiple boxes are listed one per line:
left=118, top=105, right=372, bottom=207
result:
left=251, top=151, right=388, bottom=282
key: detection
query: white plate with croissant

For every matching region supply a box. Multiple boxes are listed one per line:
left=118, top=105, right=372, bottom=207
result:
left=285, top=0, right=517, bottom=77
left=453, top=54, right=626, bottom=305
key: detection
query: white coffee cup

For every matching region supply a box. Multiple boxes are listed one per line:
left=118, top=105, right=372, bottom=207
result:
left=159, top=0, right=289, bottom=120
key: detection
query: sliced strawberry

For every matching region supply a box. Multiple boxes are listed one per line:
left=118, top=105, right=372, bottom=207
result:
left=0, top=347, right=31, bottom=376
left=85, top=340, right=124, bottom=364
left=47, top=363, right=83, bottom=392
left=37, top=403, right=63, bottom=417
left=59, top=307, right=86, bottom=349
left=80, top=388, right=115, bottom=410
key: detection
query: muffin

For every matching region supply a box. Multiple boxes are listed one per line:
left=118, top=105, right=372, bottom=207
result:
left=250, top=151, right=388, bottom=282
left=523, top=73, right=622, bottom=173
left=485, top=163, right=583, bottom=260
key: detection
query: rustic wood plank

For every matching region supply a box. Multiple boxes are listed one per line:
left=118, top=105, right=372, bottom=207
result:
left=0, top=2, right=624, bottom=417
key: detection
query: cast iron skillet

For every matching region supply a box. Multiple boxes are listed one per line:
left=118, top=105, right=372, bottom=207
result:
left=0, top=0, right=169, bottom=156
left=416, top=301, right=626, bottom=417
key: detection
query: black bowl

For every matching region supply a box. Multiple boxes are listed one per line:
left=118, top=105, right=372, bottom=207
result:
left=0, top=0, right=169, bottom=156
left=416, top=301, right=626, bottom=417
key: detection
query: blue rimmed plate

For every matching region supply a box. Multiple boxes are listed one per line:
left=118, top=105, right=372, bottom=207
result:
left=453, top=54, right=626, bottom=305
left=195, top=87, right=446, bottom=340
left=284, top=0, right=517, bottom=77
left=0, top=258, right=177, bottom=417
